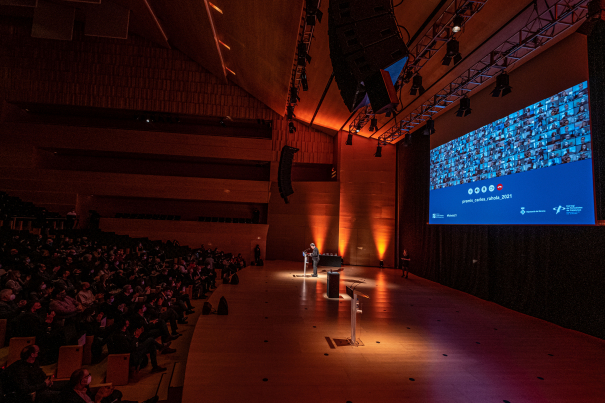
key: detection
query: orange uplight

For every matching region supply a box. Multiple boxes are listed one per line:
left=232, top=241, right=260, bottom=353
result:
left=218, top=40, right=230, bottom=50
left=225, top=67, right=236, bottom=75
left=209, top=2, right=223, bottom=13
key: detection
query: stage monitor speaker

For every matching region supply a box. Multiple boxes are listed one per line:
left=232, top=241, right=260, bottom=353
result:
left=202, top=302, right=212, bottom=315
left=365, top=69, right=399, bottom=114
left=230, top=273, right=239, bottom=285
left=327, top=271, right=340, bottom=298
left=278, top=146, right=299, bottom=203
left=217, top=296, right=229, bottom=315
left=329, top=0, right=391, bottom=27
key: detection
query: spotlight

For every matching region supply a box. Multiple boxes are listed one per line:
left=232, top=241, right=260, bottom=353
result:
left=374, top=143, right=382, bottom=157
left=289, top=122, right=297, bottom=133
left=301, top=71, right=309, bottom=91
left=423, top=118, right=436, bottom=135
left=442, top=39, right=461, bottom=66
left=452, top=15, right=464, bottom=33
left=290, top=87, right=300, bottom=104
left=410, top=75, right=425, bottom=96
left=456, top=96, right=472, bottom=117
left=297, top=43, right=312, bottom=66
left=306, top=0, right=323, bottom=24
left=355, top=123, right=361, bottom=133
left=287, top=105, right=296, bottom=120
left=402, top=68, right=414, bottom=83
left=346, top=133, right=353, bottom=145
left=491, top=72, right=512, bottom=97
left=379, top=260, right=384, bottom=268
left=369, top=118, right=378, bottom=132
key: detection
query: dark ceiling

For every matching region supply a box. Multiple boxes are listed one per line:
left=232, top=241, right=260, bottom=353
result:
left=0, top=0, right=587, bottom=140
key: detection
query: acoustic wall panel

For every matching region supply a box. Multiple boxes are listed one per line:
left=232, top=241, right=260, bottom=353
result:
left=31, top=0, right=75, bottom=41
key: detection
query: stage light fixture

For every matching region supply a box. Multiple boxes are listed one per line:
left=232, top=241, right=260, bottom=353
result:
left=297, top=43, right=312, bottom=66
left=306, top=0, right=323, bottom=24
left=491, top=72, right=512, bottom=97
left=346, top=133, right=353, bottom=145
left=301, top=71, right=309, bottom=91
left=442, top=39, right=461, bottom=66
left=410, top=75, right=425, bottom=96
left=369, top=118, right=378, bottom=132
left=423, top=118, right=436, bottom=135
left=456, top=96, right=472, bottom=117
left=289, top=122, right=297, bottom=133
left=290, top=87, right=300, bottom=104
left=452, top=15, right=464, bottom=33
left=374, top=143, right=382, bottom=157
left=287, top=105, right=296, bottom=120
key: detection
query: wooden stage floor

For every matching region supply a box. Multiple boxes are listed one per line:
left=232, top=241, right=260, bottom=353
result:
left=183, top=261, right=605, bottom=403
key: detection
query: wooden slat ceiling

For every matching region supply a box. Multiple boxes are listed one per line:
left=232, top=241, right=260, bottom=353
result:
left=0, top=0, right=582, bottom=137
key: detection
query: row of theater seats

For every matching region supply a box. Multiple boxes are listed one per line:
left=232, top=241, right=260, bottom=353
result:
left=114, top=213, right=182, bottom=221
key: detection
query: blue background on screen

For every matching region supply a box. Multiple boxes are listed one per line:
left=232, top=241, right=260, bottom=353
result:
left=429, top=160, right=595, bottom=224
left=429, top=81, right=595, bottom=225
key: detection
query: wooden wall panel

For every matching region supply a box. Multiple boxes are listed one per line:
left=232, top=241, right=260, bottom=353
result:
left=266, top=182, right=340, bottom=261
left=338, top=134, right=396, bottom=267
left=100, top=219, right=268, bottom=263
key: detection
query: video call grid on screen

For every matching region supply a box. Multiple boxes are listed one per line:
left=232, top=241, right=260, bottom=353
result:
left=429, top=81, right=591, bottom=190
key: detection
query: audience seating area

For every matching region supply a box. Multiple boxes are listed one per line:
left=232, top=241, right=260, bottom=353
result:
left=0, top=190, right=249, bottom=403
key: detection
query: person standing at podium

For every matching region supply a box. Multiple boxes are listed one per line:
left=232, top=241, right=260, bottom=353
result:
left=310, top=243, right=319, bottom=277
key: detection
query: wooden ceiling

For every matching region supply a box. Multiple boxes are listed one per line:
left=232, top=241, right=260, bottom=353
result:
left=0, top=0, right=585, bottom=137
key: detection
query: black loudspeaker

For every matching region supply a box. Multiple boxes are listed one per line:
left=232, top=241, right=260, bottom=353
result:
left=257, top=258, right=264, bottom=266
left=278, top=146, right=299, bottom=203
left=329, top=0, right=407, bottom=112
left=223, top=275, right=230, bottom=284
left=230, top=273, right=239, bottom=285
left=202, top=301, right=212, bottom=315
left=330, top=0, right=391, bottom=26
left=217, top=296, right=228, bottom=315
left=365, top=69, right=399, bottom=114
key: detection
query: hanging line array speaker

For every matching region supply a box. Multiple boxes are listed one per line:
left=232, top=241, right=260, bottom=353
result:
left=278, top=145, right=299, bottom=203
left=328, top=0, right=408, bottom=113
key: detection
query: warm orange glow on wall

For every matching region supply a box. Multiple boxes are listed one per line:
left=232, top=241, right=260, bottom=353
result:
left=208, top=2, right=223, bottom=13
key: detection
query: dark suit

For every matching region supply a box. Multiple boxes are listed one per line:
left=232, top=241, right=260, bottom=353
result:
left=311, top=247, right=319, bottom=276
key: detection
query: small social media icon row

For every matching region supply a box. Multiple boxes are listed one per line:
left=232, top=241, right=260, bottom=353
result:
left=469, top=184, right=502, bottom=194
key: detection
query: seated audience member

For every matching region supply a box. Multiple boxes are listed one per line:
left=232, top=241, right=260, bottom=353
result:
left=57, top=368, right=159, bottom=403
left=108, top=319, right=172, bottom=375
left=49, top=287, right=83, bottom=319
left=1, top=345, right=58, bottom=403
left=76, top=282, right=96, bottom=308
left=129, top=302, right=177, bottom=342
left=0, top=288, right=26, bottom=320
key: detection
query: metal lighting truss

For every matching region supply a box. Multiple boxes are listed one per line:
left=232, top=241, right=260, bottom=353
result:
left=286, top=0, right=321, bottom=117
left=350, top=0, right=487, bottom=136
left=379, top=0, right=590, bottom=144
left=399, top=0, right=488, bottom=82
left=349, top=106, right=374, bottom=134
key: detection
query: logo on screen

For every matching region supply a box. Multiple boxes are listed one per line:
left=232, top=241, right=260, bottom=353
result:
left=474, top=187, right=480, bottom=194
left=497, top=184, right=503, bottom=191
left=520, top=207, right=526, bottom=215
left=489, top=185, right=495, bottom=192
left=468, top=188, right=473, bottom=195
left=481, top=186, right=487, bottom=193
left=554, top=205, right=565, bottom=214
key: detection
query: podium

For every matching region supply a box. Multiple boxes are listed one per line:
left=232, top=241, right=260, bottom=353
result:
left=293, top=251, right=311, bottom=278
left=346, top=285, right=370, bottom=346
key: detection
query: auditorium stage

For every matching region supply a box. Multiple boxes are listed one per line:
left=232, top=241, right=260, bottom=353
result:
left=183, top=261, right=605, bottom=403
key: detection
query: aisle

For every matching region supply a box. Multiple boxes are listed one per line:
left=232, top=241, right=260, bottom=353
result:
left=183, top=261, right=605, bottom=403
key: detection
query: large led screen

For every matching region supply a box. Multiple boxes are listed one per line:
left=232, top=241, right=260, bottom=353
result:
left=429, top=81, right=595, bottom=225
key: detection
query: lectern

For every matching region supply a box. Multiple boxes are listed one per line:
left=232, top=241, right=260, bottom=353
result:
left=346, top=286, right=369, bottom=346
